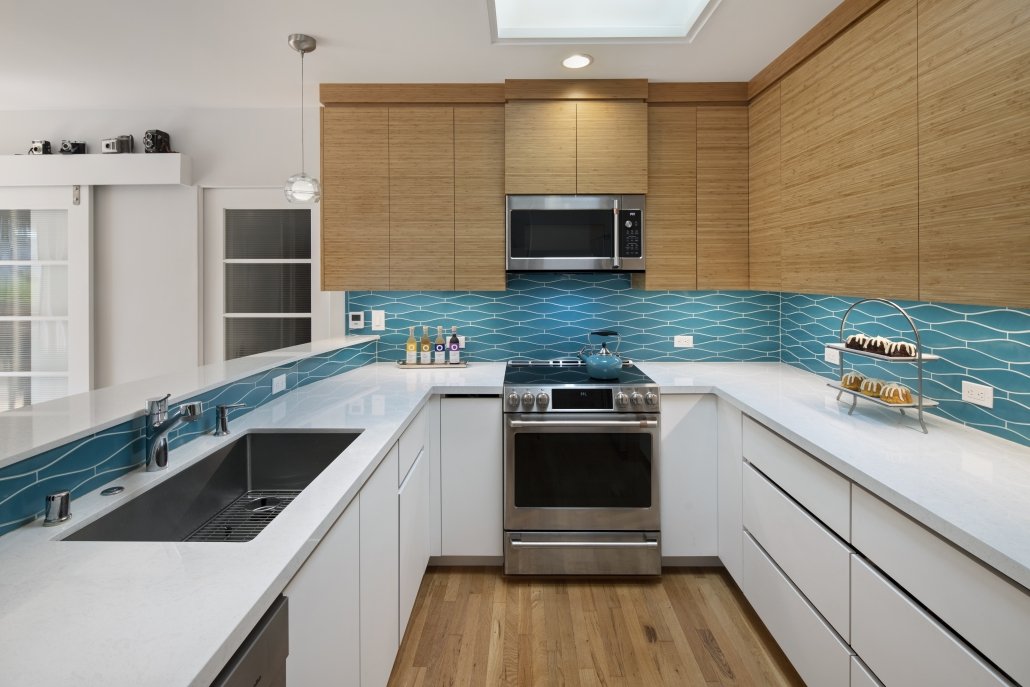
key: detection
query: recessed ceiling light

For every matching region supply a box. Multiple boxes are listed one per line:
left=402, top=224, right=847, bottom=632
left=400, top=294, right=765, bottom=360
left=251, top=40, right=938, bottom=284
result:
left=491, top=0, right=723, bottom=42
left=562, top=54, right=593, bottom=69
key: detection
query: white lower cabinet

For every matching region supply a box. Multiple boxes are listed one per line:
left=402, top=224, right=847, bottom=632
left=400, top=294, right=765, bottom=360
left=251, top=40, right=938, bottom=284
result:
left=851, top=556, right=1013, bottom=686
left=284, top=498, right=361, bottom=686
left=360, top=446, right=400, bottom=687
left=716, top=399, right=743, bottom=584
left=743, top=464, right=852, bottom=641
left=440, top=396, right=502, bottom=556
left=398, top=447, right=431, bottom=640
left=741, top=533, right=853, bottom=687
left=660, top=395, right=718, bottom=557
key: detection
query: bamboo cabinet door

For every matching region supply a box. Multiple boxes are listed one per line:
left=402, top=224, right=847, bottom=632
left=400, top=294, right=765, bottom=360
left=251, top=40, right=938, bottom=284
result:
left=504, top=101, right=577, bottom=194
left=697, top=107, right=750, bottom=289
left=321, top=106, right=390, bottom=291
left=454, top=105, right=505, bottom=291
left=576, top=101, right=648, bottom=194
left=388, top=106, right=455, bottom=290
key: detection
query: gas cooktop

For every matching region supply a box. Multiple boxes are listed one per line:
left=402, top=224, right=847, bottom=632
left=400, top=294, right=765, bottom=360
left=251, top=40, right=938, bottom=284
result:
left=503, top=359, right=659, bottom=413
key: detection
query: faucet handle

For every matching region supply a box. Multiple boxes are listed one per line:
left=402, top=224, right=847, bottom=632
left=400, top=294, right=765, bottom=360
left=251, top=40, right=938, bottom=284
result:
left=179, top=401, right=203, bottom=419
left=146, top=393, right=171, bottom=415
left=43, top=490, right=71, bottom=526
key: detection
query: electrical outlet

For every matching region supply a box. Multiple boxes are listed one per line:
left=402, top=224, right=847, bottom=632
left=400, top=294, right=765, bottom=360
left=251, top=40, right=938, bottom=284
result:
left=457, top=335, right=467, bottom=349
left=371, top=310, right=385, bottom=331
left=674, top=335, right=694, bottom=348
left=272, top=374, right=286, bottom=394
left=962, top=381, right=994, bottom=408
left=824, top=346, right=841, bottom=364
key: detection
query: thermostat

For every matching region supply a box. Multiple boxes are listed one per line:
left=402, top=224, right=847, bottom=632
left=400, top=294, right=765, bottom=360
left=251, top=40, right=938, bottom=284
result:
left=348, top=312, right=365, bottom=330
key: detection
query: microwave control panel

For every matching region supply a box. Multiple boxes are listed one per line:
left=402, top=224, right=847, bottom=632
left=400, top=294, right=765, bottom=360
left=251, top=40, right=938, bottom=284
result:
left=620, top=210, right=643, bottom=258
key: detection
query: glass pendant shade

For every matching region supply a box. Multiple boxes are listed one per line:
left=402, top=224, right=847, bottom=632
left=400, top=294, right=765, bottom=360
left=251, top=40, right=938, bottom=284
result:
left=285, top=34, right=319, bottom=204
left=284, top=172, right=321, bottom=203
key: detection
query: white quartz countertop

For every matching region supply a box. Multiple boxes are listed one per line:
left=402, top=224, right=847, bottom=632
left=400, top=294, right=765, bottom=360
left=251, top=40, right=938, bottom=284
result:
left=0, top=360, right=1026, bottom=686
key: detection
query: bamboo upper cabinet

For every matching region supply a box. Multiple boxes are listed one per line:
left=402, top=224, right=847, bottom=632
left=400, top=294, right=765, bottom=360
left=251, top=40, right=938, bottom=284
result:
left=504, top=100, right=648, bottom=195
left=321, top=97, right=505, bottom=291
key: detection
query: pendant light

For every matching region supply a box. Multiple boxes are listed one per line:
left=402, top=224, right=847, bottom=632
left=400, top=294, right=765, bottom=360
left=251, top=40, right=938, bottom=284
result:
left=284, top=33, right=320, bottom=203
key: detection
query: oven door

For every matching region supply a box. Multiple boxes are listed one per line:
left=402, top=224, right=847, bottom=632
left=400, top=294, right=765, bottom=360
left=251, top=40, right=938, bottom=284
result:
left=504, top=413, right=660, bottom=531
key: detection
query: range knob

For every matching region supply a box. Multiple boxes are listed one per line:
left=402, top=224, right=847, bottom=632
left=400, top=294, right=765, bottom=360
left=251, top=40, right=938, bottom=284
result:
left=630, top=392, right=644, bottom=406
left=615, top=392, right=630, bottom=408
left=521, top=392, right=536, bottom=408
left=645, top=392, right=659, bottom=407
left=506, top=392, right=520, bottom=410
left=536, top=392, right=550, bottom=409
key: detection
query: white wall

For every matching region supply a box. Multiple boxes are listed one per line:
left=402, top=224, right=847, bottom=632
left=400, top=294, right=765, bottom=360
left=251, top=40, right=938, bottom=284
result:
left=0, top=107, right=321, bottom=388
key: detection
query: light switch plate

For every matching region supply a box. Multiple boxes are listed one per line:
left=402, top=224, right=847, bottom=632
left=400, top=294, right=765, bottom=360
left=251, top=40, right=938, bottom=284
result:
left=674, top=335, right=694, bottom=348
left=272, top=374, right=286, bottom=394
left=457, top=335, right=467, bottom=349
left=824, top=346, right=841, bottom=364
left=371, top=310, right=386, bottom=331
left=348, top=311, right=364, bottom=330
left=962, top=381, right=994, bottom=408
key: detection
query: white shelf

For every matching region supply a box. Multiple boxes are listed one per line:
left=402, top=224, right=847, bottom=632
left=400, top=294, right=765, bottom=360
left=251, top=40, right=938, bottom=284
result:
left=0, top=153, right=191, bottom=186
left=828, top=342, right=941, bottom=362
left=828, top=383, right=939, bottom=409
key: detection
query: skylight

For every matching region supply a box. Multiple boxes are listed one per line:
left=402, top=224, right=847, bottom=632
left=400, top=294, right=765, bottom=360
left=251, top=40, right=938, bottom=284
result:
left=491, top=0, right=723, bottom=42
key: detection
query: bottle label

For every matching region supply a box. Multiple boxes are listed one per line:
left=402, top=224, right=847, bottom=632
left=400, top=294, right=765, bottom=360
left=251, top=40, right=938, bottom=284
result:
left=420, top=350, right=431, bottom=364
left=434, top=350, right=445, bottom=364
left=406, top=350, right=417, bottom=364
left=449, top=348, right=460, bottom=364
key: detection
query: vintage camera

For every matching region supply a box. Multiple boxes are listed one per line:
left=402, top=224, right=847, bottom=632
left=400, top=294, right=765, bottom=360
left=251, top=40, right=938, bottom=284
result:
left=59, top=140, right=87, bottom=155
left=143, top=129, right=171, bottom=153
left=100, top=135, right=134, bottom=154
left=28, top=140, right=52, bottom=155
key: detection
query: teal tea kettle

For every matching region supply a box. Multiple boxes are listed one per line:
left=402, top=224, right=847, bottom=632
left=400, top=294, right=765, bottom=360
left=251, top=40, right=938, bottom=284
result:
left=579, top=330, right=624, bottom=379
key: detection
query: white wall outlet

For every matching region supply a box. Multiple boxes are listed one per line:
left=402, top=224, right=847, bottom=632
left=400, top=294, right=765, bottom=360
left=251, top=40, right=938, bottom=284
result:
left=824, top=346, right=841, bottom=364
left=348, top=311, right=364, bottom=329
left=271, top=374, right=286, bottom=394
left=457, top=335, right=467, bottom=349
left=371, top=310, right=386, bottom=331
left=674, top=335, right=694, bottom=348
left=962, top=381, right=994, bottom=408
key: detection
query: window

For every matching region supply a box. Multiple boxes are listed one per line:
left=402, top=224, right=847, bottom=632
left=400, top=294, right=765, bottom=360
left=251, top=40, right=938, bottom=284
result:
left=202, top=189, right=338, bottom=363
left=0, top=187, right=91, bottom=410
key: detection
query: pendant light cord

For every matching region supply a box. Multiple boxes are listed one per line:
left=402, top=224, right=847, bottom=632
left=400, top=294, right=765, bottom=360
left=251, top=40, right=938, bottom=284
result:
left=299, top=50, right=306, bottom=174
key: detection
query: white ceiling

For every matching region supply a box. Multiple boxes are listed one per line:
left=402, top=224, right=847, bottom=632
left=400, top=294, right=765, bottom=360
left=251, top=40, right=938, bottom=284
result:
left=1, top=0, right=843, bottom=110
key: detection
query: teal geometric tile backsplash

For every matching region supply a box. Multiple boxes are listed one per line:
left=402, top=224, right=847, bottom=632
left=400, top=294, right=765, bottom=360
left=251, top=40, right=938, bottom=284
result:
left=0, top=342, right=376, bottom=537
left=781, top=294, right=1030, bottom=446
left=348, top=274, right=1028, bottom=446
left=347, top=273, right=781, bottom=362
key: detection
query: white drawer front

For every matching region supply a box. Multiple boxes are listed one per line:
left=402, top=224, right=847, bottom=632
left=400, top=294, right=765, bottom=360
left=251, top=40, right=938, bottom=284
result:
left=741, top=533, right=852, bottom=687
left=398, top=404, right=427, bottom=485
left=851, top=657, right=884, bottom=687
left=742, top=417, right=850, bottom=539
left=851, top=556, right=1014, bottom=687
left=853, top=487, right=1030, bottom=686
left=743, top=464, right=852, bottom=640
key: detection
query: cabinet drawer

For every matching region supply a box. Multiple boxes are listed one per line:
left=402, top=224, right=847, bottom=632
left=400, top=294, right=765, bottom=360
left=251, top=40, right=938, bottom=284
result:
left=398, top=404, right=427, bottom=485
left=743, top=464, right=852, bottom=640
left=852, top=487, right=1030, bottom=686
left=741, top=533, right=852, bottom=687
left=851, top=556, right=1014, bottom=686
left=851, top=657, right=884, bottom=687
left=742, top=417, right=850, bottom=539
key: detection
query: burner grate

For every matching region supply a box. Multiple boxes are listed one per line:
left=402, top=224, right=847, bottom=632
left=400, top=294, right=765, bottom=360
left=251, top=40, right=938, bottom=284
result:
left=184, top=490, right=301, bottom=543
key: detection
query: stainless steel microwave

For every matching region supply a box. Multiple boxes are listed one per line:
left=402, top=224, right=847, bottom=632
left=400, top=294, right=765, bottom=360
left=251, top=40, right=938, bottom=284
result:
left=506, top=195, right=645, bottom=272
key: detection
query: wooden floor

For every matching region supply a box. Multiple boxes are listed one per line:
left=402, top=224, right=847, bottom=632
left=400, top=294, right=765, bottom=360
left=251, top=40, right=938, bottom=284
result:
left=388, top=567, right=804, bottom=686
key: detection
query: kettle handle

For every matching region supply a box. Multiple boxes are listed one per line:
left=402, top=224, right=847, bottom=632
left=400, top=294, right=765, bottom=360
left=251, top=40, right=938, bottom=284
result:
left=587, top=330, right=621, bottom=355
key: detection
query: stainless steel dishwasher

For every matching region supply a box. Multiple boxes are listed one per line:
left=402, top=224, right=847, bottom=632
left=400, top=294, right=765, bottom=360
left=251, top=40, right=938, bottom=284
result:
left=210, top=595, right=288, bottom=687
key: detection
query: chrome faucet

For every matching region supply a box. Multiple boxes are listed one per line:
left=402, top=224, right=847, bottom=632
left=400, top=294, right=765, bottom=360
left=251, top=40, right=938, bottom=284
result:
left=145, top=395, right=202, bottom=472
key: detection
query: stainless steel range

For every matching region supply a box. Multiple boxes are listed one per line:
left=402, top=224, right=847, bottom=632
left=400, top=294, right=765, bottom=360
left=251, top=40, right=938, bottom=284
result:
left=502, top=359, right=661, bottom=576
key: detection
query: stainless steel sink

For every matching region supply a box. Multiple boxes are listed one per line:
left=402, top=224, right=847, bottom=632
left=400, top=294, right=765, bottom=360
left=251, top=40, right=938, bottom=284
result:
left=65, top=430, right=361, bottom=543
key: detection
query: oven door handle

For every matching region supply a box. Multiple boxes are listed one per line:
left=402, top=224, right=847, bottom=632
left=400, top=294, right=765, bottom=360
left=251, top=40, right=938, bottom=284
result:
left=507, top=419, right=658, bottom=429
left=509, top=540, right=659, bottom=549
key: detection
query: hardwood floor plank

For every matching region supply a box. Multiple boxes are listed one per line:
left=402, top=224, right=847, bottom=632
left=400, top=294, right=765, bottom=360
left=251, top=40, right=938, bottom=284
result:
left=389, top=567, right=803, bottom=687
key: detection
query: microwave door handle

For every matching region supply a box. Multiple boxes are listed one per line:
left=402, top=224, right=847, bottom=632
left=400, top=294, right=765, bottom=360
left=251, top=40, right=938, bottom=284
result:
left=612, top=199, right=621, bottom=269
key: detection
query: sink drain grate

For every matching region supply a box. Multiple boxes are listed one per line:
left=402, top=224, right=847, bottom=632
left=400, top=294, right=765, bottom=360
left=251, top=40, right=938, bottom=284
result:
left=184, top=490, right=302, bottom=542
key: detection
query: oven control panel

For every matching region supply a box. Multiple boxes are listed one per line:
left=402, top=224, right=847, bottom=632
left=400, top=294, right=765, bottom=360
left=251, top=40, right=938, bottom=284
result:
left=503, top=385, right=660, bottom=412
